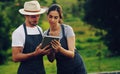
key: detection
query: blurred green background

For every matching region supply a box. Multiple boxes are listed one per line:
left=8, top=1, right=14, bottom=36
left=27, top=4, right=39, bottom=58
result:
left=0, top=0, right=120, bottom=74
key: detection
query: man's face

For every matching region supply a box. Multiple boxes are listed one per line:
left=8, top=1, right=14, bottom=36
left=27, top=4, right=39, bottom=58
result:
left=25, top=15, right=40, bottom=27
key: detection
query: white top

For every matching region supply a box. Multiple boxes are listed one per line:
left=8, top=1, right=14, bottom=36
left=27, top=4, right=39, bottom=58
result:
left=44, top=24, right=75, bottom=39
left=12, top=24, right=43, bottom=47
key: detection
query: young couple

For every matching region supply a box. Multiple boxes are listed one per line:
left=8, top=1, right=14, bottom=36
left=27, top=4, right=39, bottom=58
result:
left=12, top=0, right=87, bottom=74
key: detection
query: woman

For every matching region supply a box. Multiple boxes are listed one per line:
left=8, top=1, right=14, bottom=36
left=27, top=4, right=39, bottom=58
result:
left=44, top=4, right=87, bottom=74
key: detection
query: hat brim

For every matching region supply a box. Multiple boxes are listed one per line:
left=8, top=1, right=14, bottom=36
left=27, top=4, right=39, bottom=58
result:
left=19, top=7, right=48, bottom=15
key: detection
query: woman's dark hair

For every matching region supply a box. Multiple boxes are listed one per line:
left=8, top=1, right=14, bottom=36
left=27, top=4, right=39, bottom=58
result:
left=47, top=4, right=63, bottom=24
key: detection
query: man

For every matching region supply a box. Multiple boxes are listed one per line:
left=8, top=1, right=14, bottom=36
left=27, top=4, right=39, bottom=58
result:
left=12, top=0, right=50, bottom=74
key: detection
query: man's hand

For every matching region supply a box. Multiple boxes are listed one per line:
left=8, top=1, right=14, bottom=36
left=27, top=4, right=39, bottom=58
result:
left=33, top=44, right=51, bottom=56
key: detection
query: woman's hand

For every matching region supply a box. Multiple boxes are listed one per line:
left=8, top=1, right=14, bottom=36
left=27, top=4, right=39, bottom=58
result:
left=51, top=39, right=61, bottom=53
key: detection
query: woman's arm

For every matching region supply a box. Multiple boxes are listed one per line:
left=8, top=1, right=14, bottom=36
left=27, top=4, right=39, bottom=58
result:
left=59, top=36, right=75, bottom=58
left=51, top=36, right=75, bottom=58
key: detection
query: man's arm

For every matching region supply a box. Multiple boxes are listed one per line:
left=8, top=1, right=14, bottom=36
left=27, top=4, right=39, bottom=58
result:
left=12, top=45, right=51, bottom=62
left=12, top=47, right=35, bottom=62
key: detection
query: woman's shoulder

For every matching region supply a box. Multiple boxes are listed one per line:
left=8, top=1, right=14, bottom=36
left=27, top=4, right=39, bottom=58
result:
left=62, top=24, right=73, bottom=30
left=43, top=29, right=49, bottom=35
left=62, top=24, right=75, bottom=37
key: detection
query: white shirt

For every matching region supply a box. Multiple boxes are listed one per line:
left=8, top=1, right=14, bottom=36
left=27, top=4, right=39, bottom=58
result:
left=12, top=24, right=43, bottom=47
left=44, top=24, right=75, bottom=39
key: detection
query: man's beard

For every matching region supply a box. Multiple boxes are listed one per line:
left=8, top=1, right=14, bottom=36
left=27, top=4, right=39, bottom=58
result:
left=30, top=21, right=38, bottom=26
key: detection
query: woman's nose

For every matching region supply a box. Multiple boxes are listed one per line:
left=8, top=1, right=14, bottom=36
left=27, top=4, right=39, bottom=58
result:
left=51, top=18, right=55, bottom=21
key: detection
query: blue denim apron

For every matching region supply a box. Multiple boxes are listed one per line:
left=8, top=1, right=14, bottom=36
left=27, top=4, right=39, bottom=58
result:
left=17, top=24, right=45, bottom=74
left=47, top=24, right=87, bottom=74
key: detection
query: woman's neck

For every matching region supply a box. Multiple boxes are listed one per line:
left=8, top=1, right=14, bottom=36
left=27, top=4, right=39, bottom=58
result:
left=50, top=23, right=60, bottom=31
left=49, top=23, right=61, bottom=36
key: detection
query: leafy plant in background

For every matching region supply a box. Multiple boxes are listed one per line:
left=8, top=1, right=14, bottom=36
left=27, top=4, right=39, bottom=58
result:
left=84, top=0, right=120, bottom=56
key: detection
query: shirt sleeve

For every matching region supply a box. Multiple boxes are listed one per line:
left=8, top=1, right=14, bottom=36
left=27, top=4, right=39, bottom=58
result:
left=43, top=30, right=48, bottom=35
left=12, top=30, right=25, bottom=47
left=65, top=25, right=75, bottom=38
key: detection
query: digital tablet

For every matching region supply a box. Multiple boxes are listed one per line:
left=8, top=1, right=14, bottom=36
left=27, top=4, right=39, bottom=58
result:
left=41, top=35, right=60, bottom=49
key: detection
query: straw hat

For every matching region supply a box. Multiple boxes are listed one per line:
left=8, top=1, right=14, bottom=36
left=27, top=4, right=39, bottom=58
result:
left=19, top=0, right=47, bottom=15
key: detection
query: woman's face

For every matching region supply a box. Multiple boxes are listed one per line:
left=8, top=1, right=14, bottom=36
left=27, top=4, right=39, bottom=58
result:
left=47, top=10, right=60, bottom=26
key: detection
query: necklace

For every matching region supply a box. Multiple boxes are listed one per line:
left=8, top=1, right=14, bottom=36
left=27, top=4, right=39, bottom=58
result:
left=49, top=26, right=61, bottom=36
left=49, top=30, right=60, bottom=36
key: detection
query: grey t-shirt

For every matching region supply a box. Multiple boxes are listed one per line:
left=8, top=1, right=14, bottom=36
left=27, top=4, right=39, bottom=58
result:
left=44, top=24, right=75, bottom=39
